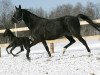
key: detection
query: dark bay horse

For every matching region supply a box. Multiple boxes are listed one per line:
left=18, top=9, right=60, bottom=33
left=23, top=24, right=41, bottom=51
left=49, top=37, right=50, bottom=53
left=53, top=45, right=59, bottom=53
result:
left=11, top=5, right=100, bottom=56
left=3, top=28, right=33, bottom=60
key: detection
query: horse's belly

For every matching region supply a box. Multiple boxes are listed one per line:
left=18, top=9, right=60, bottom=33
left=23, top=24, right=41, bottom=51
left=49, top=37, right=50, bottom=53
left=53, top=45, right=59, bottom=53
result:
left=45, top=35, right=61, bottom=40
left=44, top=32, right=71, bottom=40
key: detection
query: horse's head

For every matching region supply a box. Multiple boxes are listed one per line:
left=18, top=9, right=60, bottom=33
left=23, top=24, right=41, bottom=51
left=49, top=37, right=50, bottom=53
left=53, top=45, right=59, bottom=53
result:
left=11, top=5, right=23, bottom=23
left=3, top=28, right=13, bottom=37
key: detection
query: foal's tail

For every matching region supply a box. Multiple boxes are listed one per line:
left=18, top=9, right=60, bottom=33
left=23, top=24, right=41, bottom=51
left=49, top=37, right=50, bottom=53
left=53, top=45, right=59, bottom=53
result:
left=77, top=14, right=100, bottom=32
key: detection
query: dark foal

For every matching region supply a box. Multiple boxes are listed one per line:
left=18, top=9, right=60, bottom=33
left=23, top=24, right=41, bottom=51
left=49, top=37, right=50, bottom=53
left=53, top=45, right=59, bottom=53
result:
left=3, top=28, right=33, bottom=60
left=11, top=5, right=100, bottom=56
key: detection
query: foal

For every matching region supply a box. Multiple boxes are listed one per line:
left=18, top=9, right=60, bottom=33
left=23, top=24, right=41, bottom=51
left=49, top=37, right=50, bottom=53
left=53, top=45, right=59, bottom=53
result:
left=3, top=28, right=33, bottom=60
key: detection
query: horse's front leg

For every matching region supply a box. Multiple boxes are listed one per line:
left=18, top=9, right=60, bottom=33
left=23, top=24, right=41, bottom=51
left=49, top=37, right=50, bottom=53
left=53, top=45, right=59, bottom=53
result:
left=23, top=39, right=39, bottom=61
left=42, top=41, right=51, bottom=57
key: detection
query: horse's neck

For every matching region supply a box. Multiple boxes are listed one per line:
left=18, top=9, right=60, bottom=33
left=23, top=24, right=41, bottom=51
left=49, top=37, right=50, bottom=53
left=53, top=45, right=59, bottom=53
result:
left=23, top=12, right=42, bottom=30
left=9, top=34, right=16, bottom=41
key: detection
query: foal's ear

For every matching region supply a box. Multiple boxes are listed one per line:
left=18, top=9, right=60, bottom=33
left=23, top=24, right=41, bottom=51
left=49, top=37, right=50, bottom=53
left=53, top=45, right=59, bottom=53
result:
left=19, top=5, right=21, bottom=9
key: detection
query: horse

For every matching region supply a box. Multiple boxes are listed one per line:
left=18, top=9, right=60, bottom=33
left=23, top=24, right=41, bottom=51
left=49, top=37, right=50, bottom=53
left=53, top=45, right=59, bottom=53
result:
left=3, top=28, right=33, bottom=60
left=11, top=5, right=100, bottom=57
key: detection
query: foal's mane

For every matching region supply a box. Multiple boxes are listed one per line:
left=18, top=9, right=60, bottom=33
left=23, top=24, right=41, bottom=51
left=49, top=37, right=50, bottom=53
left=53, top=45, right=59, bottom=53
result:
left=6, top=29, right=15, bottom=37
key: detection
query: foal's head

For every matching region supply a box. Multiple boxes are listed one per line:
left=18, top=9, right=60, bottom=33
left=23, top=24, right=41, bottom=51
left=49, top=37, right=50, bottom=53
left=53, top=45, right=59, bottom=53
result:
left=11, top=5, right=23, bottom=23
left=3, top=28, right=15, bottom=38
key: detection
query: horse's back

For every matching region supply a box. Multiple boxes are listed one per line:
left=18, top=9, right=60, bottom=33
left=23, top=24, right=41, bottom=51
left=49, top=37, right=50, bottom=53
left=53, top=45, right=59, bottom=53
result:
left=36, top=19, right=71, bottom=40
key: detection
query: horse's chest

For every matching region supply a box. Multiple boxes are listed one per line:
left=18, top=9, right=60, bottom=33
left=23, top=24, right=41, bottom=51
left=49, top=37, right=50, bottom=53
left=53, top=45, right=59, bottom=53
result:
left=32, top=25, right=45, bottom=35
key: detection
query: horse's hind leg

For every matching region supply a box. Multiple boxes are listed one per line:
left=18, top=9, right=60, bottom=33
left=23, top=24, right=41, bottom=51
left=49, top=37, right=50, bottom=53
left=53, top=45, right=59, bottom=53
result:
left=74, top=35, right=91, bottom=52
left=66, top=18, right=91, bottom=53
left=69, top=26, right=90, bottom=52
left=63, top=35, right=76, bottom=54
left=68, top=27, right=91, bottom=52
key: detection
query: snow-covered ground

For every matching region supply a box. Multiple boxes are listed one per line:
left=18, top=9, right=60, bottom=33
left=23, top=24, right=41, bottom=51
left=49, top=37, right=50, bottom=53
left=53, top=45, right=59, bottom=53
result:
left=0, top=39, right=100, bottom=75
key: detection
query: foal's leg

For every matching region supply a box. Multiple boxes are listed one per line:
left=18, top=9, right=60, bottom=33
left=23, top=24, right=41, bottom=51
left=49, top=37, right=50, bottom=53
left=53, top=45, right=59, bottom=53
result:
left=6, top=45, right=12, bottom=54
left=15, top=46, right=24, bottom=55
left=10, top=46, right=16, bottom=56
left=42, top=41, right=51, bottom=57
left=24, top=46, right=31, bottom=60
left=63, top=35, right=76, bottom=54
left=26, top=49, right=31, bottom=60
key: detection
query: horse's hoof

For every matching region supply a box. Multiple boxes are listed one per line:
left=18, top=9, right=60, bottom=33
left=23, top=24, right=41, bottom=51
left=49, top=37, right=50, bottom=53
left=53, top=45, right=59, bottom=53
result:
left=8, top=53, right=10, bottom=54
left=27, top=57, right=31, bottom=61
left=88, top=52, right=91, bottom=57
left=7, top=52, right=10, bottom=54
left=63, top=51, right=65, bottom=54
left=49, top=53, right=51, bottom=57
left=28, top=59, right=31, bottom=62
left=62, top=48, right=66, bottom=54
left=13, top=55, right=18, bottom=57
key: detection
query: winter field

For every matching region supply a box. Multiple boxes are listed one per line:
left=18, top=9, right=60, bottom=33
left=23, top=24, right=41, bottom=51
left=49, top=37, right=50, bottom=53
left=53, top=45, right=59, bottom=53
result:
left=0, top=36, right=100, bottom=75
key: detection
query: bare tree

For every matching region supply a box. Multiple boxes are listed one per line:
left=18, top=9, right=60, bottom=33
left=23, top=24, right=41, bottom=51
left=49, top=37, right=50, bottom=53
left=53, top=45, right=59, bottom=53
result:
left=0, top=0, right=13, bottom=26
left=29, top=7, right=48, bottom=18
left=72, top=2, right=84, bottom=16
left=84, top=2, right=95, bottom=19
left=49, top=4, right=73, bottom=19
left=94, top=4, right=100, bottom=19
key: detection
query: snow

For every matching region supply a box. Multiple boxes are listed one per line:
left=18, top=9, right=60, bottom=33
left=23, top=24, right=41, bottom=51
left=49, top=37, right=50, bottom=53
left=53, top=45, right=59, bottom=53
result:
left=0, top=39, right=100, bottom=75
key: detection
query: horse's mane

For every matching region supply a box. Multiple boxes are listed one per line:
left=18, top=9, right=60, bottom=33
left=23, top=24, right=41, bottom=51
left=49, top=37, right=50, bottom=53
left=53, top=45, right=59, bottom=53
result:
left=22, top=9, right=46, bottom=19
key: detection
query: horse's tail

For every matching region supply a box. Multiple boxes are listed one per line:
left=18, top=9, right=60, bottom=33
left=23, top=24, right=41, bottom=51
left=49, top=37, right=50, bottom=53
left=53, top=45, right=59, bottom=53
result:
left=77, top=14, right=100, bottom=32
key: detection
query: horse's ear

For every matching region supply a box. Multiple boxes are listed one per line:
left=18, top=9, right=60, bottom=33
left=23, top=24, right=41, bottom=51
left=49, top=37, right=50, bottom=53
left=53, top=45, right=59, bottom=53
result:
left=15, top=6, right=18, bottom=9
left=5, top=27, right=8, bottom=30
left=4, top=26, right=9, bottom=30
left=19, top=5, right=21, bottom=9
